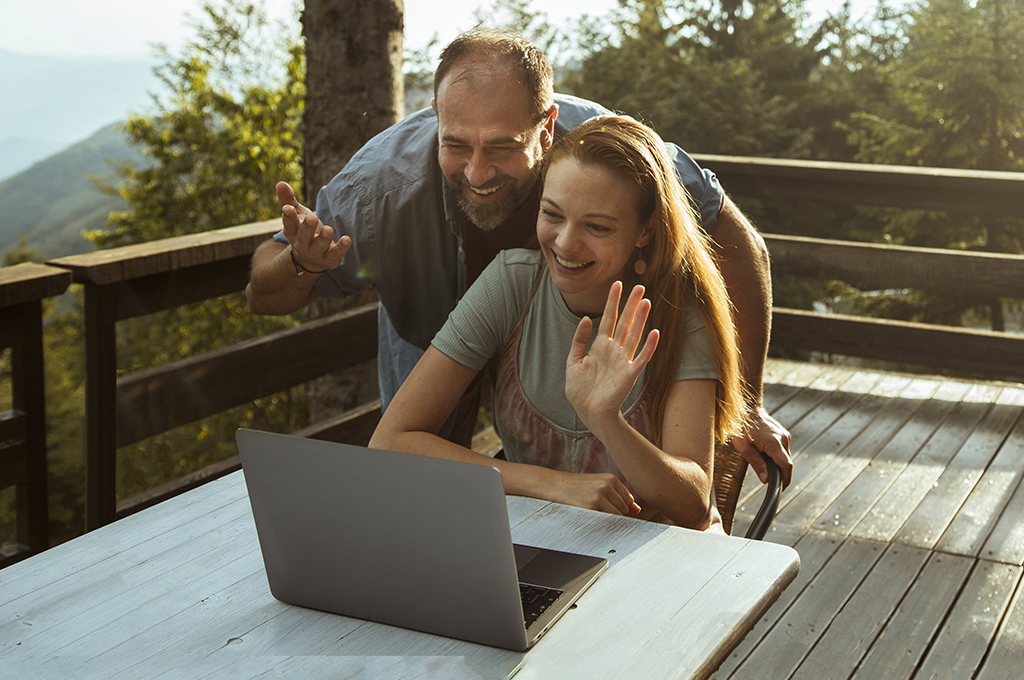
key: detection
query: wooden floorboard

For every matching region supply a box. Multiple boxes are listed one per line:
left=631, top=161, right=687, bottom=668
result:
left=850, top=552, right=974, bottom=680
left=938, top=413, right=1024, bottom=559
left=721, top=359, right=1024, bottom=679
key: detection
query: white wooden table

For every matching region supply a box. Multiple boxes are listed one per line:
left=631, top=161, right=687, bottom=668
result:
left=0, top=471, right=798, bottom=679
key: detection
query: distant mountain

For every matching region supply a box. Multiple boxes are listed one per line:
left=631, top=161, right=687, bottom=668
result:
left=0, top=49, right=161, bottom=178
left=0, top=123, right=147, bottom=259
left=0, top=137, right=67, bottom=183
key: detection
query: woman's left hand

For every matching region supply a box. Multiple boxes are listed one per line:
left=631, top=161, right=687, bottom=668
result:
left=566, top=282, right=659, bottom=432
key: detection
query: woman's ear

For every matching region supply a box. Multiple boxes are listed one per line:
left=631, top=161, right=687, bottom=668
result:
left=636, top=218, right=656, bottom=249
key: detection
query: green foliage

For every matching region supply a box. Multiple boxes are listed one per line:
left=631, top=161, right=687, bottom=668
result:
left=2, top=236, right=45, bottom=266
left=89, top=4, right=304, bottom=247
left=560, top=0, right=825, bottom=157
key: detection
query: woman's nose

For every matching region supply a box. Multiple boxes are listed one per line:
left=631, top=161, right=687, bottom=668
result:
left=555, top=223, right=581, bottom=251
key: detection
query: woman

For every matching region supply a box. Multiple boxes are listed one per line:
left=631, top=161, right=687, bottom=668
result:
left=370, top=116, right=746, bottom=530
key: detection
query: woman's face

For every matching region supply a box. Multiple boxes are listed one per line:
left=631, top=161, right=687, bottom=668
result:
left=537, top=157, right=654, bottom=316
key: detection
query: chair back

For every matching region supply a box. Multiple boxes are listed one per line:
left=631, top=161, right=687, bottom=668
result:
left=713, top=443, right=782, bottom=540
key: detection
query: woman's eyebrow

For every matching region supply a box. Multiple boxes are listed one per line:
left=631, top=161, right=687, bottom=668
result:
left=541, top=196, right=621, bottom=222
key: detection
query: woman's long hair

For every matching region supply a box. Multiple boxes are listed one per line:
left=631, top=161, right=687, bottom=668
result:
left=544, top=116, right=746, bottom=444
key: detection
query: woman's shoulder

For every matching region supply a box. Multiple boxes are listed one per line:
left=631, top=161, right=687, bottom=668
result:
left=485, top=248, right=545, bottom=292
left=496, top=247, right=545, bottom=268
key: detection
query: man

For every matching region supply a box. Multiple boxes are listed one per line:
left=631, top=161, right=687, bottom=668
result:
left=246, top=29, right=792, bottom=486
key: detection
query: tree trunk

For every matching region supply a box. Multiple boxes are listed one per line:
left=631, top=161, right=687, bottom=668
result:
left=300, top=0, right=404, bottom=422
left=301, top=0, right=405, bottom=201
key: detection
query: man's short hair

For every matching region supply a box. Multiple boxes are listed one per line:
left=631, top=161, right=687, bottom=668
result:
left=434, top=29, right=555, bottom=123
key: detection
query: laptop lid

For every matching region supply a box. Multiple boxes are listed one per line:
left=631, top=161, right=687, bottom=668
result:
left=236, top=429, right=606, bottom=651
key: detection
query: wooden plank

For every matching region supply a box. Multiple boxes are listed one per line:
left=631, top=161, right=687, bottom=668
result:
left=761, top=360, right=829, bottom=414
left=765, top=234, right=1024, bottom=300
left=849, top=552, right=975, bottom=679
left=773, top=374, right=908, bottom=507
left=9, top=538, right=265, bottom=664
left=0, top=509, right=259, bottom=660
left=981, top=431, right=1024, bottom=565
left=48, top=220, right=279, bottom=286
left=0, top=262, right=71, bottom=310
left=712, top=530, right=844, bottom=678
left=766, top=375, right=929, bottom=537
left=914, top=560, right=1022, bottom=679
left=292, top=399, right=381, bottom=446
left=789, top=544, right=931, bottom=680
left=0, top=472, right=249, bottom=596
left=809, top=380, right=968, bottom=538
left=83, top=283, right=119, bottom=530
left=115, top=303, right=377, bottom=447
left=725, top=536, right=887, bottom=680
left=695, top=154, right=1024, bottom=216
left=632, top=541, right=801, bottom=680
left=0, top=410, right=27, bottom=488
left=506, top=507, right=798, bottom=680
left=116, top=455, right=243, bottom=519
left=851, top=383, right=1001, bottom=543
left=894, top=388, right=1024, bottom=551
left=738, top=369, right=882, bottom=510
left=772, top=309, right=1024, bottom=383
left=938, top=410, right=1024, bottom=558
left=108, top=255, right=253, bottom=322
left=976, top=572, right=1024, bottom=680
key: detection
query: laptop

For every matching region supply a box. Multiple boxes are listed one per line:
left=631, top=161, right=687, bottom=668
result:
left=235, top=428, right=608, bottom=651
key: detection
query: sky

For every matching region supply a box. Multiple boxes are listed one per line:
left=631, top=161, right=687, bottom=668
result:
left=0, top=0, right=874, bottom=60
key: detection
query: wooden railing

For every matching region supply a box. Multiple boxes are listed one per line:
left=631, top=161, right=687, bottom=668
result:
left=1, top=156, right=1022, bottom=560
left=696, top=155, right=1024, bottom=382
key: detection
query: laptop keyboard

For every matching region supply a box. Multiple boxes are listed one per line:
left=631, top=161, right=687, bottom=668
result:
left=519, top=583, right=565, bottom=628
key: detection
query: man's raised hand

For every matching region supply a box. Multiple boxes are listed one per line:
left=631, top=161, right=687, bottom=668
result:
left=276, top=181, right=350, bottom=273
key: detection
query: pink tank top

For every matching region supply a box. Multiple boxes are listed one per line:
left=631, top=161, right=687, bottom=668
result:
left=491, top=269, right=722, bottom=531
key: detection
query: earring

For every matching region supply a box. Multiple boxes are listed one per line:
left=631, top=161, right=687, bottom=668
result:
left=634, top=247, right=647, bottom=276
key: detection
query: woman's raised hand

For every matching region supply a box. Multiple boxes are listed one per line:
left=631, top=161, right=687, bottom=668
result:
left=565, top=282, right=660, bottom=432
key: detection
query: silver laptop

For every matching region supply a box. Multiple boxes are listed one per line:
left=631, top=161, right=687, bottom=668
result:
left=236, top=428, right=607, bottom=651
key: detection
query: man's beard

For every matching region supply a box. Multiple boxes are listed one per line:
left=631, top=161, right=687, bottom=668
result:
left=451, top=164, right=542, bottom=232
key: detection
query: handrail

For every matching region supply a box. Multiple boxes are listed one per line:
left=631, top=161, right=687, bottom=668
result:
left=693, top=154, right=1024, bottom=216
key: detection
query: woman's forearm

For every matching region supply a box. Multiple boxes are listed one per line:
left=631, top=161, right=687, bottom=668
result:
left=589, top=413, right=712, bottom=527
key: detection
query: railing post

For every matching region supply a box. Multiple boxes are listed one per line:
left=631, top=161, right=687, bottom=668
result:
left=0, top=263, right=69, bottom=567
left=9, top=302, right=49, bottom=552
left=83, top=282, right=118, bottom=530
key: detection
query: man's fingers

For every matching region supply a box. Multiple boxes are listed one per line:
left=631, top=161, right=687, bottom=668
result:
left=734, top=436, right=769, bottom=484
left=762, top=436, right=793, bottom=488
left=275, top=181, right=300, bottom=210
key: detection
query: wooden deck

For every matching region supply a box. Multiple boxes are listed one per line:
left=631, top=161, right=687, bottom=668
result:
left=716, top=358, right=1024, bottom=680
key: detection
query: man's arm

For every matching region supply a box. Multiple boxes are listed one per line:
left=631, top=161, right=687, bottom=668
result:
left=710, top=195, right=793, bottom=487
left=246, top=182, right=350, bottom=316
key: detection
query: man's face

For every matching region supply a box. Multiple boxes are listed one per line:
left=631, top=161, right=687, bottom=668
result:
left=434, top=69, right=555, bottom=231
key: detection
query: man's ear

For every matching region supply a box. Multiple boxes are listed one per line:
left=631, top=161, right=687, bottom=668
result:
left=431, top=98, right=437, bottom=113
left=541, top=105, right=558, bottom=149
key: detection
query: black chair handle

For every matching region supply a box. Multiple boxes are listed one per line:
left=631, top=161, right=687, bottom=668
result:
left=744, top=453, right=782, bottom=540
